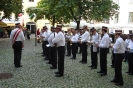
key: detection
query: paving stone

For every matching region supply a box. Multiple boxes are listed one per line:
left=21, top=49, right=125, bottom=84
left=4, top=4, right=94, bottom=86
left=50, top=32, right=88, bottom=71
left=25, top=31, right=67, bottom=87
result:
left=0, top=34, right=133, bottom=88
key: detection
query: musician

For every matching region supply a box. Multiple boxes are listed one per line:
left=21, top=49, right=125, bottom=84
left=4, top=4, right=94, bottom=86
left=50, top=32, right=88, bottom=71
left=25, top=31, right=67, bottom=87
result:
left=52, top=25, right=65, bottom=77
left=41, top=26, right=51, bottom=60
left=111, top=30, right=125, bottom=86
left=65, top=28, right=72, bottom=56
left=124, top=34, right=131, bottom=62
left=70, top=29, right=79, bottom=59
left=10, top=23, right=25, bottom=68
left=126, top=34, right=133, bottom=75
left=79, top=25, right=90, bottom=64
left=97, top=26, right=110, bottom=76
left=89, top=27, right=99, bottom=69
left=48, top=27, right=57, bottom=69
left=77, top=29, right=83, bottom=54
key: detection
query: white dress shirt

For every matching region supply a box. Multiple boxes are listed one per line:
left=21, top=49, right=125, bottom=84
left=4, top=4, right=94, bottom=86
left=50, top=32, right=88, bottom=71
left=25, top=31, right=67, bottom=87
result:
left=52, top=31, right=65, bottom=47
left=48, top=32, right=57, bottom=47
left=113, top=37, right=125, bottom=53
left=10, top=28, right=25, bottom=44
left=71, top=34, right=78, bottom=43
left=127, top=40, right=133, bottom=53
left=91, top=32, right=99, bottom=46
left=81, top=31, right=90, bottom=42
left=42, top=30, right=51, bottom=41
left=99, top=33, right=110, bottom=48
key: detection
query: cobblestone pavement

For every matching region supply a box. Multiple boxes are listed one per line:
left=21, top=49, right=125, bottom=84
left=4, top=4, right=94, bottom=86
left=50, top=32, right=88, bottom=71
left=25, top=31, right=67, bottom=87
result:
left=0, top=34, right=133, bottom=88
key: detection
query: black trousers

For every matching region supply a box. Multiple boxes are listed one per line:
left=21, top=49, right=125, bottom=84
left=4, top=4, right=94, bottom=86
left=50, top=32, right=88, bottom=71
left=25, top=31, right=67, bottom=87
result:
left=57, top=46, right=65, bottom=75
left=91, top=45, right=98, bottom=67
left=81, top=42, right=88, bottom=63
left=66, top=41, right=71, bottom=55
left=13, top=41, right=22, bottom=66
left=100, top=48, right=108, bottom=74
left=128, top=53, right=133, bottom=74
left=114, top=54, right=124, bottom=84
left=43, top=41, right=49, bottom=58
left=77, top=42, right=82, bottom=53
left=111, top=50, right=115, bottom=66
left=72, top=43, right=77, bottom=58
left=49, top=47, right=57, bottom=67
left=124, top=51, right=128, bottom=61
left=27, top=34, right=30, bottom=39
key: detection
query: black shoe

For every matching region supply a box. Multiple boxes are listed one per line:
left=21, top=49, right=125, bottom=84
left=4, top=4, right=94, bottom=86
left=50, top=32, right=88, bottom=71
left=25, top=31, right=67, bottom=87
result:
left=128, top=73, right=133, bottom=75
left=111, top=79, right=118, bottom=83
left=91, top=67, right=97, bottom=69
left=50, top=66, right=57, bottom=69
left=97, top=70, right=103, bottom=73
left=55, top=71, right=60, bottom=74
left=15, top=65, right=22, bottom=68
left=115, top=82, right=123, bottom=86
left=100, top=73, right=107, bottom=76
left=126, top=71, right=130, bottom=73
left=46, top=62, right=51, bottom=64
left=55, top=74, right=63, bottom=77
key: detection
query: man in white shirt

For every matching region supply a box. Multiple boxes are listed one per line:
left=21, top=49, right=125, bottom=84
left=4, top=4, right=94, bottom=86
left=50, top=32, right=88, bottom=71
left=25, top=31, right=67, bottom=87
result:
left=124, top=34, right=131, bottom=62
left=41, top=26, right=51, bottom=60
left=126, top=34, right=133, bottom=75
left=65, top=28, right=72, bottom=56
left=10, top=23, right=25, bottom=68
left=97, top=26, right=110, bottom=76
left=70, top=29, right=79, bottom=59
left=79, top=25, right=90, bottom=64
left=89, top=27, right=99, bottom=69
left=111, top=30, right=125, bottom=86
left=52, top=25, right=65, bottom=77
left=48, top=27, right=57, bottom=69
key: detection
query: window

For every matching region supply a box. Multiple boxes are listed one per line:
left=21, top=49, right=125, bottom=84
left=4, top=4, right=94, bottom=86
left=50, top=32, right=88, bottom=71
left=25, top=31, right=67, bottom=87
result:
left=128, top=12, right=133, bottom=23
left=29, top=0, right=34, bottom=2
left=114, top=14, right=119, bottom=23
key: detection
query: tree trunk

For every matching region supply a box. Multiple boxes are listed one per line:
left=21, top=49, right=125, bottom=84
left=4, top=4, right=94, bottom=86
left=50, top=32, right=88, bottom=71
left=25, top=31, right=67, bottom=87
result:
left=76, top=21, right=80, bottom=30
left=52, top=16, right=55, bottom=26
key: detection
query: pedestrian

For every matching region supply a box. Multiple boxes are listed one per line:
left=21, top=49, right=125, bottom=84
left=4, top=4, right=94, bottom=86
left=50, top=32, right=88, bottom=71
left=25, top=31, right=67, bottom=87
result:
left=126, top=34, right=133, bottom=75
left=27, top=29, right=31, bottom=40
left=70, top=29, right=78, bottom=59
left=10, top=23, right=25, bottom=68
left=52, top=25, right=65, bottom=77
left=89, top=27, right=99, bottom=69
left=97, top=26, right=110, bottom=76
left=79, top=25, right=90, bottom=64
left=111, top=30, right=125, bottom=86
left=48, top=27, right=57, bottom=69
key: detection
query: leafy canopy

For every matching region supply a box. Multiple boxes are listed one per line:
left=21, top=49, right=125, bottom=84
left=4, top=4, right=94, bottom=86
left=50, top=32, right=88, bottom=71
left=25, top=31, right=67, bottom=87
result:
left=0, top=0, right=23, bottom=19
left=26, top=0, right=119, bottom=27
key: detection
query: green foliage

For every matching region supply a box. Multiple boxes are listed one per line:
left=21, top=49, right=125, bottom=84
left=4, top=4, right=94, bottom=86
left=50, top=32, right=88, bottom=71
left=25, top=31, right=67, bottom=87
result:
left=26, top=0, right=119, bottom=28
left=0, top=0, right=23, bottom=19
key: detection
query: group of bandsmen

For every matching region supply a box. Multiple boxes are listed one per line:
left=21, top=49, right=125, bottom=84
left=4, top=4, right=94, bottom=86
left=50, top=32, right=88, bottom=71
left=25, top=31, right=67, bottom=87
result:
left=39, top=24, right=133, bottom=86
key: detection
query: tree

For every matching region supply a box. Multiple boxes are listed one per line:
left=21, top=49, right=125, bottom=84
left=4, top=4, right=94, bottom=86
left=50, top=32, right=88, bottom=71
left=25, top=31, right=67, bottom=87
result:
left=27, top=0, right=119, bottom=29
left=0, top=0, right=23, bottom=20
